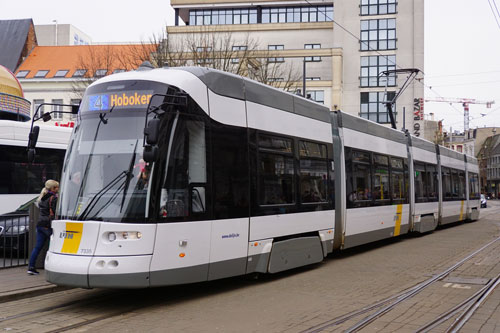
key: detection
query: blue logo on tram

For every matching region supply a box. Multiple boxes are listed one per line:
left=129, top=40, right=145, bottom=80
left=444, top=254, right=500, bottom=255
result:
left=88, top=94, right=109, bottom=111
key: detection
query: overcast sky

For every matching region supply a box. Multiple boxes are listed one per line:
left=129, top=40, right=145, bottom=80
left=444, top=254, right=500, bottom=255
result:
left=1, top=0, right=499, bottom=132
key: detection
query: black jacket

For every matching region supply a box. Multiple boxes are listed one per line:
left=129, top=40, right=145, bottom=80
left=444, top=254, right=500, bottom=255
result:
left=37, top=192, right=57, bottom=228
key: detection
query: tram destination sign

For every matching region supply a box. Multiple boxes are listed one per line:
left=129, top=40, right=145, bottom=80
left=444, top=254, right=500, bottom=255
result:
left=81, top=90, right=153, bottom=112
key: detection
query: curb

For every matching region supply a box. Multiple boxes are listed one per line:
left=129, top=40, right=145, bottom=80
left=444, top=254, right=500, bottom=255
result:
left=0, top=285, right=72, bottom=304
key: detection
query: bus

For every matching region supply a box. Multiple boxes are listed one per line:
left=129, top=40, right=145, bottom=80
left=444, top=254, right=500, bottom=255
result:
left=0, top=120, right=71, bottom=215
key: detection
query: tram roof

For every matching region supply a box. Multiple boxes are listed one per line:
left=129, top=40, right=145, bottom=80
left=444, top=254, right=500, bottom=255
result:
left=91, top=66, right=331, bottom=123
left=336, top=110, right=408, bottom=146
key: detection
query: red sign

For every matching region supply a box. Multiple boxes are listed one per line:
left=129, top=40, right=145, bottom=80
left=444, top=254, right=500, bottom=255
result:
left=55, top=121, right=75, bottom=128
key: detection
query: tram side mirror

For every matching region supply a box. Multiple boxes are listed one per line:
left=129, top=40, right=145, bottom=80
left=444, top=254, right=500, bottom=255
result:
left=143, top=145, right=158, bottom=163
left=42, top=112, right=52, bottom=122
left=71, top=104, right=79, bottom=114
left=28, top=126, right=40, bottom=149
left=27, top=148, right=36, bottom=163
left=144, top=118, right=160, bottom=145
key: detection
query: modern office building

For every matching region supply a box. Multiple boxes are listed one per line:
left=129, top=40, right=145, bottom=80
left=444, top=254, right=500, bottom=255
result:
left=168, top=0, right=424, bottom=132
left=35, top=24, right=92, bottom=46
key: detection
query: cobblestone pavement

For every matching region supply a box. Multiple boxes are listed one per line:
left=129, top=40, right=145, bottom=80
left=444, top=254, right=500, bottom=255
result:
left=0, top=202, right=499, bottom=333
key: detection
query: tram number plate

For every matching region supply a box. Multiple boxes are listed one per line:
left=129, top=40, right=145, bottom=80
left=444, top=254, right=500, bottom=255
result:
left=80, top=248, right=92, bottom=254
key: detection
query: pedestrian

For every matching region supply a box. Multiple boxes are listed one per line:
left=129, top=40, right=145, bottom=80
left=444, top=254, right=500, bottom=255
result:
left=27, top=180, right=59, bottom=275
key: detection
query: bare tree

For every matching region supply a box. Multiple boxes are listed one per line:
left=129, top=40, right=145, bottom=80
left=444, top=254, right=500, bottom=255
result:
left=72, top=44, right=157, bottom=98
left=150, top=29, right=301, bottom=90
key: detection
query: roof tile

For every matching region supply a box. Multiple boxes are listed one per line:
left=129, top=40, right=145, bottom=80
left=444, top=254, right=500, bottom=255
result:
left=16, top=44, right=157, bottom=79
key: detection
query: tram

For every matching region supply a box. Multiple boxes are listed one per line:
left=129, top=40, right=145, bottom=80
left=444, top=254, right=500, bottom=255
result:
left=28, top=66, right=480, bottom=288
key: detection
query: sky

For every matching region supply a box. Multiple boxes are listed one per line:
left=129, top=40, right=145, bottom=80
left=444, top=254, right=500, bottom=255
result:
left=1, top=0, right=500, bottom=133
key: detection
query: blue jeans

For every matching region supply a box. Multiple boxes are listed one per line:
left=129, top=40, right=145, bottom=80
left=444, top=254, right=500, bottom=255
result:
left=29, top=226, right=52, bottom=269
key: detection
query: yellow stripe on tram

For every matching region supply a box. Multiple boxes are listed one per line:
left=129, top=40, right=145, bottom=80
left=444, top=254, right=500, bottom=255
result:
left=459, top=200, right=465, bottom=221
left=394, top=204, right=403, bottom=236
left=61, top=222, right=84, bottom=254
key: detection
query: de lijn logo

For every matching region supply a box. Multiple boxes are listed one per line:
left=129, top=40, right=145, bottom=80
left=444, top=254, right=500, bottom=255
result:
left=59, top=230, right=81, bottom=240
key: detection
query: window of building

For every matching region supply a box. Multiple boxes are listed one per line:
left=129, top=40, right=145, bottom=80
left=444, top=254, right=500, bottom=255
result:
left=262, top=6, right=333, bottom=23
left=113, top=69, right=126, bottom=74
left=268, top=45, right=284, bottom=63
left=33, top=99, right=44, bottom=117
left=360, top=18, right=396, bottom=51
left=73, top=69, right=87, bottom=77
left=305, top=44, right=321, bottom=62
left=53, top=70, right=69, bottom=78
left=306, top=77, right=321, bottom=81
left=360, top=91, right=395, bottom=123
left=16, top=70, right=29, bottom=78
left=196, top=47, right=213, bottom=64
left=189, top=8, right=258, bottom=25
left=70, top=99, right=81, bottom=119
left=34, top=70, right=49, bottom=78
left=231, top=45, right=247, bottom=63
left=269, top=78, right=284, bottom=82
left=51, top=99, right=63, bottom=120
left=360, top=0, right=397, bottom=16
left=95, top=69, right=107, bottom=77
left=360, top=55, right=396, bottom=87
left=306, top=90, right=324, bottom=104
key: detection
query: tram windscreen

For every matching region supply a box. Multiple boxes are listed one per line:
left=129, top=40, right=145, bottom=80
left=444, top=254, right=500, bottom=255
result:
left=58, top=114, right=152, bottom=222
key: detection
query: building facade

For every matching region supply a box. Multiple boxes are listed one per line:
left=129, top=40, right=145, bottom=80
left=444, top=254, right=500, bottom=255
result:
left=16, top=44, right=154, bottom=126
left=35, top=24, right=92, bottom=46
left=168, top=0, right=424, bottom=132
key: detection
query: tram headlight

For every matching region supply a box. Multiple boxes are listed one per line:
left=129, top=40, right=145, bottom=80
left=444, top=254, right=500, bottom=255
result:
left=108, top=232, right=117, bottom=242
left=121, top=231, right=142, bottom=240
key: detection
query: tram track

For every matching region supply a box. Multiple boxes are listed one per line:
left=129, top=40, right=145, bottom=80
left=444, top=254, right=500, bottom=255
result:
left=301, top=235, right=500, bottom=333
left=0, top=288, right=160, bottom=333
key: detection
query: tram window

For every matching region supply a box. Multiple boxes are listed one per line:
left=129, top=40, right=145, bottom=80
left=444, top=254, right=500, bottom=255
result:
left=391, top=170, right=405, bottom=201
left=451, top=169, right=460, bottom=199
left=299, top=141, right=327, bottom=203
left=414, top=162, right=426, bottom=203
left=390, top=157, right=405, bottom=202
left=346, top=148, right=372, bottom=208
left=374, top=168, right=389, bottom=201
left=212, top=125, right=249, bottom=219
left=426, top=164, right=438, bottom=201
left=259, top=135, right=293, bottom=153
left=442, top=167, right=452, bottom=200
left=299, top=141, right=327, bottom=158
left=259, top=153, right=295, bottom=205
left=469, top=172, right=480, bottom=199
left=458, top=171, right=466, bottom=200
left=159, top=118, right=207, bottom=219
left=373, top=154, right=389, bottom=202
left=353, top=151, right=370, bottom=163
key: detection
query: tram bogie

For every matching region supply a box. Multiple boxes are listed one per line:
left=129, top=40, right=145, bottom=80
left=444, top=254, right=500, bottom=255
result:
left=26, top=66, right=480, bottom=289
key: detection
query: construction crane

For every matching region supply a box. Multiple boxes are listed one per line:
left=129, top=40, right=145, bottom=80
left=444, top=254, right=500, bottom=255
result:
left=424, top=97, right=495, bottom=131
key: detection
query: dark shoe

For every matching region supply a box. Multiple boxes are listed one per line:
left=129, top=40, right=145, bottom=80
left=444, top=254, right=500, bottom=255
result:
left=27, top=267, right=39, bottom=275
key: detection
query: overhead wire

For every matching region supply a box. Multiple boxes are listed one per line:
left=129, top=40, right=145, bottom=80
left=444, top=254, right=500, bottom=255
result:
left=302, top=0, right=467, bottom=119
left=489, top=0, right=500, bottom=30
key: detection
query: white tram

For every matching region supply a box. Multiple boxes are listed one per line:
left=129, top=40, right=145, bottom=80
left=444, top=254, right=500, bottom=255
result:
left=34, top=66, right=480, bottom=288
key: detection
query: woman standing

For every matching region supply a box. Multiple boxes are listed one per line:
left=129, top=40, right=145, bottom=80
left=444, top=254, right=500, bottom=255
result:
left=27, top=180, right=59, bottom=275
